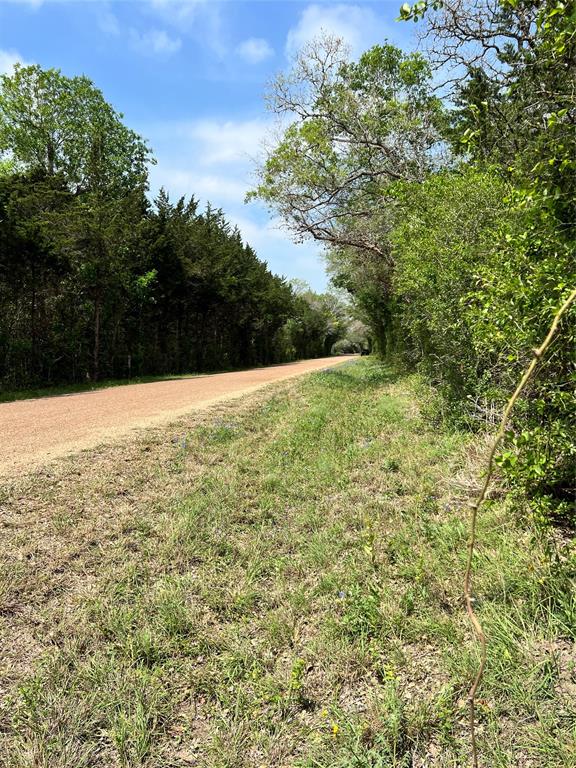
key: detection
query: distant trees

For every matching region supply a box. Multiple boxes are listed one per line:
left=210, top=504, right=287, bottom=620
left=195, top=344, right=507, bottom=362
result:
left=276, top=282, right=348, bottom=360
left=0, top=65, right=343, bottom=390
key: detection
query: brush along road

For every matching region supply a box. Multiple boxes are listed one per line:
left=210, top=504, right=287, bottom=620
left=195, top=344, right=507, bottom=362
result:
left=0, top=356, right=356, bottom=475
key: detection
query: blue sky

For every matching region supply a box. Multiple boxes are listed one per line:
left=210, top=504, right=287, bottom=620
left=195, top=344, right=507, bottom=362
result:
left=0, top=0, right=416, bottom=290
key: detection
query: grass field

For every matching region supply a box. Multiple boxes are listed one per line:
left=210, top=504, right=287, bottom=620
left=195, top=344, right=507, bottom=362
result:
left=0, top=359, right=573, bottom=767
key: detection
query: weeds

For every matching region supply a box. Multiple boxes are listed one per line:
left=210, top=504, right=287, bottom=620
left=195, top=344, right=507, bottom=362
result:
left=0, top=360, right=573, bottom=766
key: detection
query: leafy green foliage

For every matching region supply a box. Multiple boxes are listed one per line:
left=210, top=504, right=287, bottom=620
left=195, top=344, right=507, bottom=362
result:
left=392, top=2, right=576, bottom=520
left=0, top=65, right=152, bottom=193
left=389, top=167, right=510, bottom=403
left=0, top=67, right=340, bottom=390
left=251, top=38, right=446, bottom=355
left=455, top=1, right=576, bottom=518
left=254, top=4, right=575, bottom=520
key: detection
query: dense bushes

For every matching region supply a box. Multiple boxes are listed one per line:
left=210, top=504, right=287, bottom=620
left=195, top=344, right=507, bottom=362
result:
left=389, top=168, right=509, bottom=404
left=390, top=166, right=575, bottom=518
left=392, top=0, right=576, bottom=519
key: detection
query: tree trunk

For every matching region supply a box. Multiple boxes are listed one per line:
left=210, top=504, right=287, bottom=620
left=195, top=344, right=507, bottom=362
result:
left=93, top=294, right=101, bottom=381
left=30, top=259, right=37, bottom=380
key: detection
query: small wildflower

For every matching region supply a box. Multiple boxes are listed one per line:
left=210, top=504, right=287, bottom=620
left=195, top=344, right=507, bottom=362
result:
left=383, top=663, right=396, bottom=681
left=331, top=723, right=339, bottom=736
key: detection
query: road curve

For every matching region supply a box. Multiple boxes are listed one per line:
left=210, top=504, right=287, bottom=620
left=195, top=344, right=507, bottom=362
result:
left=0, top=356, right=357, bottom=476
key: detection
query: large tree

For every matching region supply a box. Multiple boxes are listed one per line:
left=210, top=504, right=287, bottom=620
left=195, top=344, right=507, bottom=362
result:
left=0, top=65, right=155, bottom=379
left=0, top=64, right=152, bottom=193
left=250, top=38, right=445, bottom=260
left=250, top=38, right=446, bottom=351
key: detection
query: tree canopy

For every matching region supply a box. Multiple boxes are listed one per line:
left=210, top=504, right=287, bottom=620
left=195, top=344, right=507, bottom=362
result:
left=0, top=64, right=152, bottom=193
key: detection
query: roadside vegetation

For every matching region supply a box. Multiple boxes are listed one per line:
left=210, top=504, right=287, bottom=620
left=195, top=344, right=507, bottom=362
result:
left=252, top=0, right=576, bottom=526
left=1, top=359, right=573, bottom=767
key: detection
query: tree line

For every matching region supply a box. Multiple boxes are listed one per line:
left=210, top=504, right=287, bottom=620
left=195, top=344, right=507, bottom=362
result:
left=252, top=0, right=576, bottom=521
left=0, top=65, right=349, bottom=391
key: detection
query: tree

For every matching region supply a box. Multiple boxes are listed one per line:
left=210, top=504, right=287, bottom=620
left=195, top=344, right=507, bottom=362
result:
left=250, top=37, right=445, bottom=259
left=250, top=38, right=446, bottom=352
left=398, top=0, right=576, bottom=517
left=0, top=168, right=78, bottom=384
left=0, top=64, right=152, bottom=193
left=0, top=64, right=356, bottom=393
left=0, top=65, right=155, bottom=380
left=275, top=283, right=348, bottom=360
left=390, top=167, right=509, bottom=400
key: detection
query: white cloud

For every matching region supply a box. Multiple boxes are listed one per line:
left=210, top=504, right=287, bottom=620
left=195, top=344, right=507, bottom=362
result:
left=0, top=49, right=30, bottom=76
left=147, top=0, right=225, bottom=56
left=286, top=3, right=388, bottom=60
left=236, top=37, right=274, bottom=64
left=148, top=0, right=207, bottom=24
left=98, top=9, right=120, bottom=37
left=184, top=118, right=271, bottom=166
left=130, top=28, right=182, bottom=56
left=150, top=167, right=248, bottom=204
left=144, top=117, right=271, bottom=211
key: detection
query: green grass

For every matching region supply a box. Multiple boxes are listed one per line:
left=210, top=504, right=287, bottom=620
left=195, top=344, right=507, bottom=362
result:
left=0, top=359, right=573, bottom=766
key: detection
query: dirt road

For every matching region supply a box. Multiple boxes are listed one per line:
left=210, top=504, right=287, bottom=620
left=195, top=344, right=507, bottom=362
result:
left=0, top=357, right=356, bottom=475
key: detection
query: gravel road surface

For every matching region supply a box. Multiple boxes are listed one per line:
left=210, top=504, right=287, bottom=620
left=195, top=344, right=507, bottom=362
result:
left=0, top=356, right=356, bottom=475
